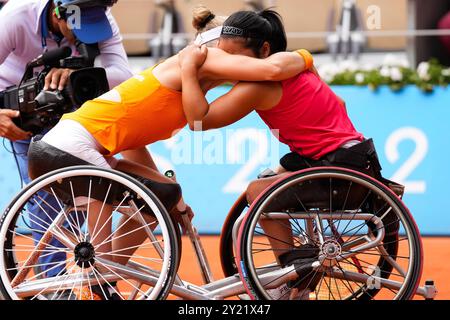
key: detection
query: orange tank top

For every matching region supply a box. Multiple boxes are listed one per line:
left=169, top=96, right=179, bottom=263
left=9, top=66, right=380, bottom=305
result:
left=62, top=67, right=187, bottom=156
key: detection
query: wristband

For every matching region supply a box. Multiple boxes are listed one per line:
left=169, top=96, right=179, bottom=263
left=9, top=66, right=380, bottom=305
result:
left=296, top=49, right=314, bottom=69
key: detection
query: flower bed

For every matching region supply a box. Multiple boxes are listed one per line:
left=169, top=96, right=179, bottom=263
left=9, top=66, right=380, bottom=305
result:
left=318, top=55, right=450, bottom=93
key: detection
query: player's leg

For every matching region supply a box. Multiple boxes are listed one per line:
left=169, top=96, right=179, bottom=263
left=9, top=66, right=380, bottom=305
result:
left=246, top=173, right=294, bottom=263
left=110, top=160, right=181, bottom=266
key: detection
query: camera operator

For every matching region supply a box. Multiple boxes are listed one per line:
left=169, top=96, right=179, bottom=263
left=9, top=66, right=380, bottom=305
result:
left=0, top=0, right=134, bottom=139
left=0, top=0, right=151, bottom=285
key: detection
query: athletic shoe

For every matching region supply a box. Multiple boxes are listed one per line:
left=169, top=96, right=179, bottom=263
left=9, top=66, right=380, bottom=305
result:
left=277, top=244, right=322, bottom=296
left=267, top=283, right=292, bottom=300
left=267, top=283, right=312, bottom=300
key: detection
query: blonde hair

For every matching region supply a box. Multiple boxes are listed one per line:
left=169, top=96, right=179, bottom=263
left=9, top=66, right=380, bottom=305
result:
left=192, top=5, right=226, bottom=46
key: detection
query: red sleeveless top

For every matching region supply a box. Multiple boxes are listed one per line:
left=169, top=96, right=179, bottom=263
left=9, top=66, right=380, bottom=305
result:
left=257, top=71, right=364, bottom=160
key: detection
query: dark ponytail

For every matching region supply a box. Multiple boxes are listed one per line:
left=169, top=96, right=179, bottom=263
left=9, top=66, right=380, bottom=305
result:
left=259, top=10, right=287, bottom=54
left=221, top=9, right=287, bottom=56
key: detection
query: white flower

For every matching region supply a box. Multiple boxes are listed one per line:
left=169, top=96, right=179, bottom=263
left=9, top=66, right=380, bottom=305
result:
left=361, top=63, right=376, bottom=72
left=442, top=68, right=450, bottom=77
left=390, top=67, right=403, bottom=82
left=399, top=59, right=410, bottom=69
left=380, top=66, right=391, bottom=78
left=318, top=63, right=340, bottom=82
left=383, top=54, right=399, bottom=67
left=417, top=62, right=431, bottom=81
left=355, top=73, right=365, bottom=84
left=339, top=60, right=359, bottom=73
left=382, top=54, right=410, bottom=69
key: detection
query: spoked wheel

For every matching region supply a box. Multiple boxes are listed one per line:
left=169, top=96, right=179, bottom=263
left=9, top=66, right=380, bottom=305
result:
left=237, top=167, right=423, bottom=300
left=0, top=166, right=180, bottom=300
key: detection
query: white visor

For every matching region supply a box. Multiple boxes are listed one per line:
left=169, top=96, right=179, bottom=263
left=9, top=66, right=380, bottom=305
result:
left=194, top=26, right=223, bottom=45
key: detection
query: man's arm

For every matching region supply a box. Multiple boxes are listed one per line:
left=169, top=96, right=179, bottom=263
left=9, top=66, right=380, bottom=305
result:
left=0, top=11, right=30, bottom=141
left=97, top=11, right=133, bottom=88
left=0, top=11, right=14, bottom=67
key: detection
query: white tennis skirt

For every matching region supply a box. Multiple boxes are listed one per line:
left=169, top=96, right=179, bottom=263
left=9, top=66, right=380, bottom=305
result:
left=42, top=119, right=118, bottom=169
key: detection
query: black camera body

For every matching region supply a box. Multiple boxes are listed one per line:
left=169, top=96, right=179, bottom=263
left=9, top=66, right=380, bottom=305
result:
left=0, top=43, right=109, bottom=135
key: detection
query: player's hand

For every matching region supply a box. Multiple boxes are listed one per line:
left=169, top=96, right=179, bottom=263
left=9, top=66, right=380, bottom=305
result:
left=171, top=205, right=195, bottom=235
left=0, top=110, right=31, bottom=141
left=44, top=68, right=74, bottom=91
left=179, top=44, right=208, bottom=70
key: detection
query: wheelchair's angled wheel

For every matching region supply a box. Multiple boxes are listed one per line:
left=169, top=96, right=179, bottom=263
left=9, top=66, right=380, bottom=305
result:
left=0, top=166, right=180, bottom=300
left=220, top=193, right=249, bottom=278
left=237, top=167, right=423, bottom=300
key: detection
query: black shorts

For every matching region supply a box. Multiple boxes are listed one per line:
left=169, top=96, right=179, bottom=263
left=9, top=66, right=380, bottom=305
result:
left=280, top=139, right=383, bottom=179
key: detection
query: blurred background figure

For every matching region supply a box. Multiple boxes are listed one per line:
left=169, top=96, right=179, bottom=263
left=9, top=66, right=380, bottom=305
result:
left=438, top=10, right=450, bottom=58
left=244, top=0, right=266, bottom=11
left=409, top=0, right=450, bottom=67
left=326, top=0, right=367, bottom=61
left=149, top=0, right=188, bottom=61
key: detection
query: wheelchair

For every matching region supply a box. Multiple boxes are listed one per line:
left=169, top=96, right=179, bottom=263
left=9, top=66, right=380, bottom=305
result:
left=220, top=167, right=436, bottom=300
left=0, top=165, right=437, bottom=300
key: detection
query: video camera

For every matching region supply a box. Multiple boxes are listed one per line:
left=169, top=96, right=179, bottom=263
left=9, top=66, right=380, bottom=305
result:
left=0, top=42, right=109, bottom=135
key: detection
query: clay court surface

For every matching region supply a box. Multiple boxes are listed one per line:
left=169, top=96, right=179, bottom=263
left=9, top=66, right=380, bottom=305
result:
left=10, top=236, right=450, bottom=300
left=176, top=236, right=450, bottom=300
